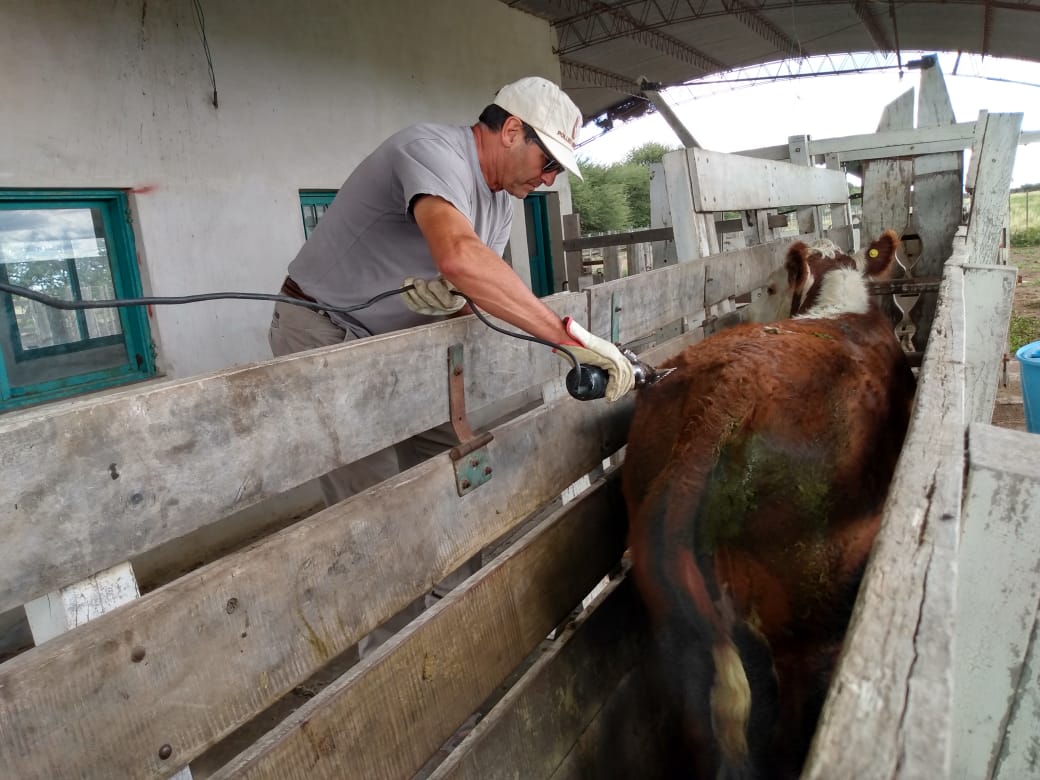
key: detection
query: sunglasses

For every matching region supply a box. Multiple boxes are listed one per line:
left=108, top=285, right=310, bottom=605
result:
left=527, top=130, right=565, bottom=175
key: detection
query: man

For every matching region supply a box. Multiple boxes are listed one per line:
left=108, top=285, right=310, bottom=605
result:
left=269, top=75, right=634, bottom=657
left=270, top=75, right=633, bottom=503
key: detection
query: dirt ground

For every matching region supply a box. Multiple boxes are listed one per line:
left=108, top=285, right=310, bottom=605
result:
left=1010, top=245, right=1040, bottom=344
left=992, top=246, right=1040, bottom=431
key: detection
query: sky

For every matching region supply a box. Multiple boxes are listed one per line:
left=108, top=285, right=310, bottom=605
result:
left=576, top=52, right=1040, bottom=188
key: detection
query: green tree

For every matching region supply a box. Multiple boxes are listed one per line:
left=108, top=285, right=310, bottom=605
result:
left=624, top=141, right=677, bottom=169
left=570, top=159, right=631, bottom=233
left=571, top=142, right=678, bottom=231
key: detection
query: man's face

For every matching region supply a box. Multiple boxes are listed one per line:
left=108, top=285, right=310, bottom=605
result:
left=500, top=122, right=561, bottom=198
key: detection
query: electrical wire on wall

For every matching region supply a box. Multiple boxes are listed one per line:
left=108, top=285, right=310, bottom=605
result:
left=0, top=281, right=588, bottom=376
left=191, top=0, right=218, bottom=108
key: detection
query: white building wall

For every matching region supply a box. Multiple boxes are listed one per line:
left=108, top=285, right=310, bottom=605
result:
left=0, top=0, right=571, bottom=378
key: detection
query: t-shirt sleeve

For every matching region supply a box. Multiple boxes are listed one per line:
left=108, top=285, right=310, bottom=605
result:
left=392, top=137, right=473, bottom=224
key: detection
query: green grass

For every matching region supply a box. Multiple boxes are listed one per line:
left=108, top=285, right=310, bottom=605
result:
left=1010, top=191, right=1040, bottom=246
left=1010, top=315, right=1040, bottom=353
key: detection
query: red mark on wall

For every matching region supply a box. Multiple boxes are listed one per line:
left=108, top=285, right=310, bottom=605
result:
left=131, top=184, right=158, bottom=195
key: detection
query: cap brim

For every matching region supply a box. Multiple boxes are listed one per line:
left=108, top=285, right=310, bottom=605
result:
left=533, top=128, right=582, bottom=181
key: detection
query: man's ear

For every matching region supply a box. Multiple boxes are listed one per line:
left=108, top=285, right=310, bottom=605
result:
left=501, top=115, right=525, bottom=148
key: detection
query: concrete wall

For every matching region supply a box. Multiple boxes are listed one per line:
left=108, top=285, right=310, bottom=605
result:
left=0, top=0, right=571, bottom=378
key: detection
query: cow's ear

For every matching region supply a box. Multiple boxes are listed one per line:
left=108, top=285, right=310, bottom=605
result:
left=785, top=242, right=808, bottom=287
left=864, top=230, right=901, bottom=278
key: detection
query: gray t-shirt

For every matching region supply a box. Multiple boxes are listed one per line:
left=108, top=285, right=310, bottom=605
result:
left=288, top=123, right=513, bottom=335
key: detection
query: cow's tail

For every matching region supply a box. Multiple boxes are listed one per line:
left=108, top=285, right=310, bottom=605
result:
left=711, top=637, right=753, bottom=775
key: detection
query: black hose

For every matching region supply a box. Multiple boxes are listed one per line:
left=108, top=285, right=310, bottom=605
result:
left=0, top=280, right=584, bottom=373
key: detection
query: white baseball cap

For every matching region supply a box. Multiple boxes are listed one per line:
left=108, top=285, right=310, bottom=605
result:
left=494, top=76, right=584, bottom=180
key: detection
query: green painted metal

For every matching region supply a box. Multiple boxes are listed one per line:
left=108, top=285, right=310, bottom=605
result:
left=299, top=190, right=336, bottom=238
left=611, top=291, right=621, bottom=344
left=0, top=189, right=155, bottom=411
left=524, top=193, right=554, bottom=297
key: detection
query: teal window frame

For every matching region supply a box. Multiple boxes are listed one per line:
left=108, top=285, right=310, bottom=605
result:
left=524, top=192, right=555, bottom=297
left=0, top=190, right=156, bottom=412
left=299, top=190, right=337, bottom=238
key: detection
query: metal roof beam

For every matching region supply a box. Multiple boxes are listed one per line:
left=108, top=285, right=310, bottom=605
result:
left=553, top=0, right=724, bottom=73
left=982, top=0, right=994, bottom=56
left=852, top=0, right=894, bottom=52
left=720, top=0, right=805, bottom=57
left=559, top=57, right=643, bottom=93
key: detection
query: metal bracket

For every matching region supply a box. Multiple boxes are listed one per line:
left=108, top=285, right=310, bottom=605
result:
left=447, top=344, right=493, bottom=497
left=610, top=291, right=622, bottom=344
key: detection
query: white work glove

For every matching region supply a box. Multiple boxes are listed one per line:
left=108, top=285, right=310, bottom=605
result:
left=557, top=317, right=635, bottom=403
left=401, top=276, right=466, bottom=316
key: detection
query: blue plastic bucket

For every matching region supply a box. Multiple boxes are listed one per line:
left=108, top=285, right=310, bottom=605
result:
left=1017, top=340, right=1040, bottom=434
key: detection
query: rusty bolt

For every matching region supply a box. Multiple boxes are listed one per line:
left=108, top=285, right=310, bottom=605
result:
left=460, top=479, right=471, bottom=490
left=226, top=597, right=239, bottom=614
left=453, top=366, right=463, bottom=376
left=130, top=646, right=146, bottom=663
left=158, top=744, right=173, bottom=760
left=484, top=465, right=493, bottom=475
left=469, top=458, right=479, bottom=467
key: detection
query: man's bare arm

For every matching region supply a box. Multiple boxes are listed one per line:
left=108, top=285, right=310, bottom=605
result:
left=412, top=194, right=577, bottom=346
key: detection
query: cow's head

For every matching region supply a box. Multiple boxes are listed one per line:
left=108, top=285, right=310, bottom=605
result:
left=747, top=230, right=900, bottom=323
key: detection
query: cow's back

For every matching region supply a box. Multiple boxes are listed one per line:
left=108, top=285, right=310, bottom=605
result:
left=622, top=308, right=915, bottom=778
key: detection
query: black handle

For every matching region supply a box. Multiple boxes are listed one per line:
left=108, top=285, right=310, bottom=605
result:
left=566, top=365, right=609, bottom=401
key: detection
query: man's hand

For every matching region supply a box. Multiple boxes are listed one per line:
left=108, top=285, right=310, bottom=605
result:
left=557, top=317, right=635, bottom=402
left=401, top=277, right=466, bottom=316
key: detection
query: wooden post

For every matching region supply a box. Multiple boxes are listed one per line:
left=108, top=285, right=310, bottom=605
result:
left=861, top=87, right=914, bottom=349
left=602, top=245, right=621, bottom=281
left=562, top=213, right=583, bottom=291
left=661, top=148, right=707, bottom=263
left=649, top=162, right=677, bottom=269
left=789, top=134, right=820, bottom=237
left=824, top=152, right=853, bottom=249
left=543, top=190, right=567, bottom=295
left=966, top=112, right=1024, bottom=264
left=627, top=242, right=650, bottom=275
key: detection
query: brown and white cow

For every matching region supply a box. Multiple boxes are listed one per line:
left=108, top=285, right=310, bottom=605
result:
left=622, top=230, right=915, bottom=779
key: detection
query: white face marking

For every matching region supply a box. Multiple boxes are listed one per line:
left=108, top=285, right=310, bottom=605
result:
left=795, top=268, right=869, bottom=318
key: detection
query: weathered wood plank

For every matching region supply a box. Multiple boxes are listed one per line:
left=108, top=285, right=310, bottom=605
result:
left=662, top=148, right=706, bottom=262
left=427, top=576, right=651, bottom=780
left=648, top=163, right=677, bottom=269
left=546, top=656, right=678, bottom=779
left=992, top=598, right=1040, bottom=780
left=702, top=237, right=813, bottom=307
left=209, top=471, right=629, bottom=780
left=0, top=391, right=630, bottom=780
left=952, top=424, right=1040, bottom=780
left=806, top=264, right=967, bottom=778
left=587, top=253, right=705, bottom=342
left=562, top=214, right=583, bottom=291
left=561, top=227, right=674, bottom=252
left=0, top=295, right=585, bottom=613
left=959, top=265, right=1018, bottom=422
left=811, top=118, right=975, bottom=160
left=687, top=148, right=849, bottom=212
left=587, top=237, right=810, bottom=343
left=966, top=112, right=1024, bottom=264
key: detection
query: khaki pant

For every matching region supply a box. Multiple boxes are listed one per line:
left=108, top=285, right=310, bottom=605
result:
left=269, top=300, right=479, bottom=656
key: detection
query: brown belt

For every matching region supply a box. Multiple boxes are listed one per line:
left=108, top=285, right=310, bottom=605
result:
left=279, top=276, right=373, bottom=336
left=280, top=276, right=319, bottom=304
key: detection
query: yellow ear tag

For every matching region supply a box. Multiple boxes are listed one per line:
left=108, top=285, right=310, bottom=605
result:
left=869, top=248, right=879, bottom=258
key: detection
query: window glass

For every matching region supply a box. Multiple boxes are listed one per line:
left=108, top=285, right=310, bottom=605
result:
left=0, top=194, right=153, bottom=411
